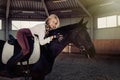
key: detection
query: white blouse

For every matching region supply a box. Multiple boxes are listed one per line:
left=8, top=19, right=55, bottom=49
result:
left=29, top=23, right=51, bottom=45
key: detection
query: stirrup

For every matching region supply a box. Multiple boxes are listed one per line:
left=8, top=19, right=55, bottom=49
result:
left=20, top=60, right=30, bottom=80
left=20, top=60, right=30, bottom=75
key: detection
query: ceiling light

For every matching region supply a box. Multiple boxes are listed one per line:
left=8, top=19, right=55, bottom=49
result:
left=100, top=1, right=114, bottom=7
left=22, top=11, right=35, bottom=14
left=60, top=10, right=72, bottom=13
left=53, top=0, right=67, bottom=3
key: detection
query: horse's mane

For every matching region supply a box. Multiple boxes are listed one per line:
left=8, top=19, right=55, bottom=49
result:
left=48, top=18, right=88, bottom=36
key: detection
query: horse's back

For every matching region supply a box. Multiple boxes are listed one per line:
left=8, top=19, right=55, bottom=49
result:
left=0, top=40, right=6, bottom=65
left=0, top=40, right=6, bottom=54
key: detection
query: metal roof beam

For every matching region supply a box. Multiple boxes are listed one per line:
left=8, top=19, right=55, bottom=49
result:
left=14, top=0, right=40, bottom=1
left=75, top=0, right=92, bottom=17
left=41, top=0, right=49, bottom=17
left=6, top=0, right=11, bottom=18
left=50, top=8, right=84, bottom=12
left=10, top=9, right=45, bottom=13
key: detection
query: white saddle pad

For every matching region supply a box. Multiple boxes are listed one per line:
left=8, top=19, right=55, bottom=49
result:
left=2, top=36, right=40, bottom=65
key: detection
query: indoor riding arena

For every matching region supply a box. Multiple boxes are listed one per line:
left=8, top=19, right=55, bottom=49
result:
left=0, top=0, right=120, bottom=80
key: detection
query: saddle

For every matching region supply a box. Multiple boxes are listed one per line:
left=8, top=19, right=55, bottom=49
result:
left=2, top=34, right=41, bottom=65
left=8, top=34, right=16, bottom=45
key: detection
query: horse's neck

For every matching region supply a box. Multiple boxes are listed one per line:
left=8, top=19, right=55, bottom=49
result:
left=54, top=37, right=70, bottom=57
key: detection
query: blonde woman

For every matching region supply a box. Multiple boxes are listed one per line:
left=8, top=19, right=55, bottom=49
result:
left=7, top=14, right=60, bottom=75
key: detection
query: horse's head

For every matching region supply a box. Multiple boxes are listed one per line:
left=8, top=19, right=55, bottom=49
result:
left=69, top=19, right=96, bottom=58
left=47, top=19, right=96, bottom=58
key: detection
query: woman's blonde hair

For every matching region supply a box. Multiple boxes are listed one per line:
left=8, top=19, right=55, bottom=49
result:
left=45, top=14, right=60, bottom=28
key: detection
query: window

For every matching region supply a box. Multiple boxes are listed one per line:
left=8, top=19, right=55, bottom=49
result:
left=12, top=20, right=45, bottom=30
left=97, top=15, right=117, bottom=29
left=97, top=17, right=107, bottom=28
left=118, top=15, right=120, bottom=26
left=0, top=20, right=2, bottom=29
left=106, top=16, right=116, bottom=27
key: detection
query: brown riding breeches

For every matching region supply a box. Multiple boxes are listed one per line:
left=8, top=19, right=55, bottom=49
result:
left=16, top=28, right=33, bottom=55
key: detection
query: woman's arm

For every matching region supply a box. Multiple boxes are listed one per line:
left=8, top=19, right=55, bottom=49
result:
left=38, top=29, right=54, bottom=45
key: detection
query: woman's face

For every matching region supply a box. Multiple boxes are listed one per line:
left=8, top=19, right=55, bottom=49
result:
left=47, top=18, right=58, bottom=29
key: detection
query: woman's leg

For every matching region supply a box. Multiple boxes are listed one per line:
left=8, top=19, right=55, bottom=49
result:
left=7, top=28, right=32, bottom=75
left=16, top=28, right=32, bottom=55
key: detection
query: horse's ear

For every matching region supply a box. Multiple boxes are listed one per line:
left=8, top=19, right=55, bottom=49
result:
left=78, top=18, right=84, bottom=24
left=82, top=21, right=88, bottom=29
left=84, top=21, right=88, bottom=25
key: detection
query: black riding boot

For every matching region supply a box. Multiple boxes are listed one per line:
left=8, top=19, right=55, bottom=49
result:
left=6, top=52, right=24, bottom=76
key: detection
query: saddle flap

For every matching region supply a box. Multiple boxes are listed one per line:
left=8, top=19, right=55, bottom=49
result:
left=2, top=35, right=41, bottom=65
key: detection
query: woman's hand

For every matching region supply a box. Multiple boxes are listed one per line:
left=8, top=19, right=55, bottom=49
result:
left=50, top=36, right=54, bottom=40
left=50, top=35, right=57, bottom=40
left=58, top=35, right=63, bottom=41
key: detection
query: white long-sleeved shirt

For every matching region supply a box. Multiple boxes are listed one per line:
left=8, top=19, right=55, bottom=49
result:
left=29, top=23, right=51, bottom=45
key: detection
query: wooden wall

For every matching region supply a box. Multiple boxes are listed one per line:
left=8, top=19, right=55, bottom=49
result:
left=93, top=39, right=120, bottom=54
left=63, top=39, right=120, bottom=54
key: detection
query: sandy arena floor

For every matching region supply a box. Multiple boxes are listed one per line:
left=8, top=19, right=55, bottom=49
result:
left=0, top=53, right=120, bottom=80
left=45, top=53, right=120, bottom=80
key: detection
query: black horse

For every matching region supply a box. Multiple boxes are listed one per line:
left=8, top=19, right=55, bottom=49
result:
left=0, top=18, right=95, bottom=80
